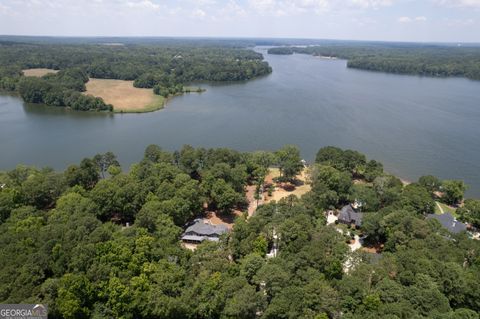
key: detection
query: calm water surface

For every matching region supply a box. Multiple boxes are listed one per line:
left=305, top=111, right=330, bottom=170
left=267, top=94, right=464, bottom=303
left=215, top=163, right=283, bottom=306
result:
left=1, top=47, right=480, bottom=196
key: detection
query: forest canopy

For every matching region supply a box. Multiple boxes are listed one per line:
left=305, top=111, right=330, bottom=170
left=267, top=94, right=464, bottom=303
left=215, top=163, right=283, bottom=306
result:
left=0, top=145, right=479, bottom=319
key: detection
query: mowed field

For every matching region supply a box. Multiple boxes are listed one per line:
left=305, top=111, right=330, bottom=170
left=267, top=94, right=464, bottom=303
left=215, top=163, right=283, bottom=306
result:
left=84, top=78, right=165, bottom=113
left=22, top=68, right=58, bottom=77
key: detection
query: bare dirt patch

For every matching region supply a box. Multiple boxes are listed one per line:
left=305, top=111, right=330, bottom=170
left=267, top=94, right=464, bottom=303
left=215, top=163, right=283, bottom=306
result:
left=205, top=211, right=242, bottom=229
left=265, top=168, right=311, bottom=203
left=23, top=68, right=58, bottom=77
left=84, top=78, right=164, bottom=112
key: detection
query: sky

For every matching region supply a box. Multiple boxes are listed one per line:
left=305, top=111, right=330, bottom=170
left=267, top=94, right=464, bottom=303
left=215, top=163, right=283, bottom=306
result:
left=0, top=0, right=479, bottom=42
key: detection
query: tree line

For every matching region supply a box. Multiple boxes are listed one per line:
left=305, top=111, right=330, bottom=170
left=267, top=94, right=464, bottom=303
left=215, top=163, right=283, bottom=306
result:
left=0, top=41, right=272, bottom=111
left=268, top=45, right=480, bottom=80
left=0, top=145, right=479, bottom=318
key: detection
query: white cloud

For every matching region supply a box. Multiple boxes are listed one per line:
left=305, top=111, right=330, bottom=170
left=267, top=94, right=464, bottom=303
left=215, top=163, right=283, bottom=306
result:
left=350, top=0, right=393, bottom=8
left=434, top=0, right=480, bottom=7
left=247, top=0, right=392, bottom=16
left=397, top=16, right=427, bottom=23
left=192, top=8, right=207, bottom=18
left=125, top=0, right=161, bottom=10
left=220, top=1, right=247, bottom=17
left=398, top=16, right=412, bottom=23
left=248, top=0, right=277, bottom=11
left=445, top=17, right=475, bottom=25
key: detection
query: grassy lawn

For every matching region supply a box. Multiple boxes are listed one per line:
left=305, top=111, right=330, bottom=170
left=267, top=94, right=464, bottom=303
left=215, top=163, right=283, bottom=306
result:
left=435, top=201, right=458, bottom=217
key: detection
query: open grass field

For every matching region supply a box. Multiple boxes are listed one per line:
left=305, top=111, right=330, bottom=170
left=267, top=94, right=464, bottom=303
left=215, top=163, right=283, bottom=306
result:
left=84, top=78, right=165, bottom=113
left=22, top=68, right=58, bottom=77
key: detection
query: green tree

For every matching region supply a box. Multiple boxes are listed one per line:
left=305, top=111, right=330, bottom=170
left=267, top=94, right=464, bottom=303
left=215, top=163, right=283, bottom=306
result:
left=21, top=169, right=66, bottom=209
left=144, top=144, right=174, bottom=164
left=457, top=199, right=480, bottom=227
left=64, top=158, right=100, bottom=190
left=401, top=184, right=435, bottom=214
left=419, top=175, right=442, bottom=195
left=364, top=160, right=384, bottom=182
left=349, top=184, right=380, bottom=212
left=57, top=274, right=94, bottom=319
left=315, top=146, right=366, bottom=176
left=0, top=188, right=18, bottom=223
left=310, top=164, right=352, bottom=205
left=442, top=180, right=467, bottom=205
left=210, top=179, right=240, bottom=213
left=240, top=253, right=265, bottom=283
left=275, top=145, right=303, bottom=182
left=93, top=152, right=120, bottom=179
left=222, top=284, right=264, bottom=319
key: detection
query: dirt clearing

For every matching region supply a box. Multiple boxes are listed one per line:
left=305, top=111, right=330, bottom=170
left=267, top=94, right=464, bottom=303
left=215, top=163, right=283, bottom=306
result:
left=265, top=168, right=311, bottom=203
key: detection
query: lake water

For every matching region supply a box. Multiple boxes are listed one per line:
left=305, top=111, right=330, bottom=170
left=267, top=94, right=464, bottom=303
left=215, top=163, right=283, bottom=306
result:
left=1, top=47, right=480, bottom=196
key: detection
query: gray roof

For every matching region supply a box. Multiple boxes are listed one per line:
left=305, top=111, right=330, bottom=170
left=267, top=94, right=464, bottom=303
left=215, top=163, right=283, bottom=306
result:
left=426, top=213, right=467, bottom=234
left=183, top=219, right=228, bottom=237
left=339, top=204, right=363, bottom=227
left=181, top=235, right=206, bottom=242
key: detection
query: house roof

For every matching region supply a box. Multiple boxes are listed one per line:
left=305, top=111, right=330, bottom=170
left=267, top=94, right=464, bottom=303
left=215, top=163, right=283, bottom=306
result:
left=184, top=219, right=228, bottom=237
left=339, top=204, right=363, bottom=227
left=426, top=213, right=467, bottom=234
left=181, top=235, right=206, bottom=242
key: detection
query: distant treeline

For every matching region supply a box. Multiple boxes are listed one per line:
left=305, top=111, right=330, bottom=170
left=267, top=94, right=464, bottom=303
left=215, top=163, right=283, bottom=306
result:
left=0, top=42, right=272, bottom=111
left=268, top=45, right=480, bottom=80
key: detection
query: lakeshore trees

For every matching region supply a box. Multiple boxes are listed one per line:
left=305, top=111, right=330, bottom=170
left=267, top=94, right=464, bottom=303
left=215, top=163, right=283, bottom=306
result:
left=441, top=180, right=467, bottom=205
left=0, top=145, right=479, bottom=318
left=275, top=145, right=303, bottom=182
left=268, top=44, right=480, bottom=80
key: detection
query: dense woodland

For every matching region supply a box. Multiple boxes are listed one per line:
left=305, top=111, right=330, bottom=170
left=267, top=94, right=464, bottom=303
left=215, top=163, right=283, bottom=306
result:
left=1, top=145, right=480, bottom=318
left=0, top=41, right=272, bottom=111
left=268, top=45, right=480, bottom=80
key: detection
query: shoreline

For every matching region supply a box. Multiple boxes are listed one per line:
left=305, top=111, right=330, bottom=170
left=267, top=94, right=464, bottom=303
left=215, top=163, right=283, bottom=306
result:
left=112, top=87, right=205, bottom=114
left=113, top=94, right=166, bottom=114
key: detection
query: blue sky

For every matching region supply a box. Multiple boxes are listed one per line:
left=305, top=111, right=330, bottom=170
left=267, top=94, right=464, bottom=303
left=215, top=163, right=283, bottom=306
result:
left=0, top=0, right=479, bottom=42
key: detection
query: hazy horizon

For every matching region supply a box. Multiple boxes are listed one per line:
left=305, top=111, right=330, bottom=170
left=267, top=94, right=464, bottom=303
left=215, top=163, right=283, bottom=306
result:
left=1, top=0, right=479, bottom=43
left=2, top=34, right=480, bottom=45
